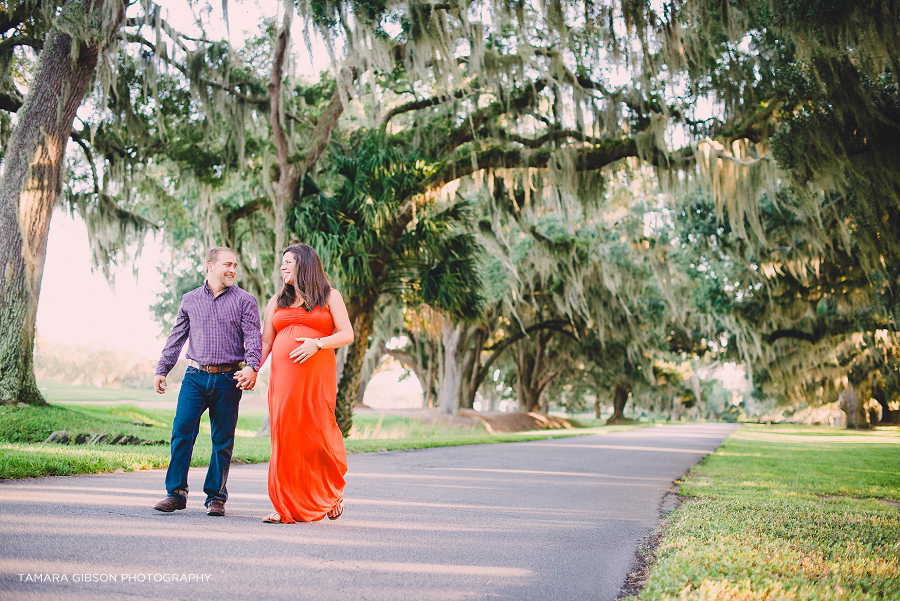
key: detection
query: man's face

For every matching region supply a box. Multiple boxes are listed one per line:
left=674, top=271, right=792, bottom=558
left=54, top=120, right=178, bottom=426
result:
left=207, top=251, right=238, bottom=288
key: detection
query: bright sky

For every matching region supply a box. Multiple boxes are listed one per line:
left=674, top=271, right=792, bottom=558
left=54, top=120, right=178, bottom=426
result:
left=37, top=211, right=170, bottom=359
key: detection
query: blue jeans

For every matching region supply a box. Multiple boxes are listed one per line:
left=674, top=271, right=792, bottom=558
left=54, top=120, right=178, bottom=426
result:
left=164, top=367, right=242, bottom=506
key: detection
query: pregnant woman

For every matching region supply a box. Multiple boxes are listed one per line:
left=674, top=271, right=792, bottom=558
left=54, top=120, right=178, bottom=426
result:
left=256, top=243, right=354, bottom=523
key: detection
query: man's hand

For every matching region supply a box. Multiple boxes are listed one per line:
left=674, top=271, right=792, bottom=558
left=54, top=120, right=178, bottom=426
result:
left=154, top=375, right=167, bottom=394
left=234, top=366, right=257, bottom=391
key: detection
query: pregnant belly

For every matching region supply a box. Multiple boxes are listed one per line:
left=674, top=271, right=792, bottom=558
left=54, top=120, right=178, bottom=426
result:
left=272, top=326, right=334, bottom=368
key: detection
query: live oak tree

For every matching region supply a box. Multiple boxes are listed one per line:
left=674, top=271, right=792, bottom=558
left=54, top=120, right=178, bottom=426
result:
left=384, top=166, right=682, bottom=419
left=286, top=130, right=483, bottom=434
left=9, top=0, right=892, bottom=428
left=673, top=190, right=900, bottom=428
left=0, top=0, right=125, bottom=406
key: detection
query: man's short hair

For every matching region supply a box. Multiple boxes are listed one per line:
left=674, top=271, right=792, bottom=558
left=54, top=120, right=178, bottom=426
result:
left=205, top=247, right=237, bottom=265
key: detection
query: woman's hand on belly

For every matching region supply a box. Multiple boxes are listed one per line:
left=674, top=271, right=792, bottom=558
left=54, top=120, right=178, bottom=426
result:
left=289, top=337, right=322, bottom=364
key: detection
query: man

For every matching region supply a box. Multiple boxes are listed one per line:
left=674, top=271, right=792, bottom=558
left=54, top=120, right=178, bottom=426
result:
left=153, top=247, right=262, bottom=517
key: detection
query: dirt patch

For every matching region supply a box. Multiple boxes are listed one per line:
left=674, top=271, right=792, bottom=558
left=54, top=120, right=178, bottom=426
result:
left=617, top=489, right=683, bottom=599
left=43, top=430, right=166, bottom=445
left=817, top=494, right=900, bottom=508
left=352, top=407, right=578, bottom=433
left=459, top=410, right=576, bottom=433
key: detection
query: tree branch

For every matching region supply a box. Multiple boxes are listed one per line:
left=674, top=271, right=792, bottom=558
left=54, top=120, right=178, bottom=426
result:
left=124, top=13, right=193, bottom=55
left=501, top=127, right=608, bottom=148
left=0, top=90, right=23, bottom=112
left=301, top=73, right=349, bottom=177
left=224, top=196, right=271, bottom=227
left=268, top=7, right=292, bottom=166
left=384, top=348, right=418, bottom=368
left=765, top=314, right=896, bottom=345
left=70, top=131, right=101, bottom=195
left=121, top=33, right=269, bottom=105
left=477, top=320, right=573, bottom=388
left=0, top=35, right=42, bottom=54
left=428, top=138, right=696, bottom=190
left=382, top=87, right=472, bottom=125
left=435, top=81, right=548, bottom=156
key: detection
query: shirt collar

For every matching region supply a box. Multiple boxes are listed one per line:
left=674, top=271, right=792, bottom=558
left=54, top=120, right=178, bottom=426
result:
left=204, top=281, right=234, bottom=298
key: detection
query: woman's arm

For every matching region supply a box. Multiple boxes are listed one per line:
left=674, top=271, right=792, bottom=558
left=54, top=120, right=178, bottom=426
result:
left=235, top=297, right=278, bottom=390
left=322, top=288, right=354, bottom=348
left=259, top=296, right=278, bottom=368
left=289, top=289, right=355, bottom=364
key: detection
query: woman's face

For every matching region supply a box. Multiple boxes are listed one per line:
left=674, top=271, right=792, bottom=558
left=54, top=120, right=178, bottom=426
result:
left=280, top=252, right=296, bottom=285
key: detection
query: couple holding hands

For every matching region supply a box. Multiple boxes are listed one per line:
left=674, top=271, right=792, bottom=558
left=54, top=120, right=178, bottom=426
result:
left=152, top=244, right=353, bottom=523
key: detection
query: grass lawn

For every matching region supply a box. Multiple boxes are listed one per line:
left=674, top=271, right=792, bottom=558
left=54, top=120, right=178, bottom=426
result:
left=0, top=402, right=642, bottom=480
left=629, top=424, right=900, bottom=601
left=0, top=403, right=272, bottom=479
left=37, top=381, right=167, bottom=404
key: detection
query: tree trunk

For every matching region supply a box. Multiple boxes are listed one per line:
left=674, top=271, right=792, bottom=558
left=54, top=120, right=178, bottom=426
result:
left=266, top=6, right=300, bottom=287
left=335, top=302, right=375, bottom=436
left=606, top=381, right=632, bottom=424
left=437, top=322, right=463, bottom=414
left=670, top=395, right=681, bottom=421
left=459, top=327, right=487, bottom=410
left=0, top=0, right=125, bottom=406
left=838, top=383, right=871, bottom=429
left=422, top=353, right=435, bottom=408
left=513, top=330, right=554, bottom=413
left=385, top=340, right=436, bottom=409
left=520, top=387, right=544, bottom=413
left=871, top=384, right=899, bottom=424
left=355, top=339, right=386, bottom=406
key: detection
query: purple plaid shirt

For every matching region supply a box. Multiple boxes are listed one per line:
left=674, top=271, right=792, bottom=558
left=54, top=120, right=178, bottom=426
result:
left=155, top=282, right=262, bottom=376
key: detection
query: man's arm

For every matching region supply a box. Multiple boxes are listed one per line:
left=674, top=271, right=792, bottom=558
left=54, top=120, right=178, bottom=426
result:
left=241, top=294, right=262, bottom=369
left=154, top=301, right=190, bottom=393
left=235, top=294, right=262, bottom=391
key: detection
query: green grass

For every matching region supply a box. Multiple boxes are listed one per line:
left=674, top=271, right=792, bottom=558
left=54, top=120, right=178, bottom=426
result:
left=0, top=403, right=271, bottom=479
left=0, top=402, right=645, bottom=480
left=630, top=424, right=900, bottom=601
left=0, top=403, right=172, bottom=443
left=37, top=381, right=166, bottom=404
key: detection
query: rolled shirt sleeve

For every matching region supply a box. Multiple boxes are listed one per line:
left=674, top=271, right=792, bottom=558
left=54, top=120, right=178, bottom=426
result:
left=241, top=295, right=262, bottom=369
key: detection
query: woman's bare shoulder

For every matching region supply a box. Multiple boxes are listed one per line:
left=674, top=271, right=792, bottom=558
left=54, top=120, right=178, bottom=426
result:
left=325, top=288, right=344, bottom=310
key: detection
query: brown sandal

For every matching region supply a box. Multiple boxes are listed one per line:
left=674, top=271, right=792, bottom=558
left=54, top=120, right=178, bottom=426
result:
left=262, top=511, right=282, bottom=523
left=327, top=496, right=344, bottom=521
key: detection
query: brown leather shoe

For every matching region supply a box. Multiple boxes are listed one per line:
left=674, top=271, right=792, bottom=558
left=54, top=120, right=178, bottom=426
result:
left=153, top=496, right=186, bottom=512
left=206, top=500, right=225, bottom=516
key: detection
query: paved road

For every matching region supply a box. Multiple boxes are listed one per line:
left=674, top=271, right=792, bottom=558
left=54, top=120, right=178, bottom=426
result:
left=0, top=423, right=737, bottom=601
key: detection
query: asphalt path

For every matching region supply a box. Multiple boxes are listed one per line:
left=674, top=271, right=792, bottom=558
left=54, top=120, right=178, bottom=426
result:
left=0, top=423, right=738, bottom=601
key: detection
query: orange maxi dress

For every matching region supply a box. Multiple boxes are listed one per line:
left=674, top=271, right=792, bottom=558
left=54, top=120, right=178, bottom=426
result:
left=268, top=306, right=347, bottom=522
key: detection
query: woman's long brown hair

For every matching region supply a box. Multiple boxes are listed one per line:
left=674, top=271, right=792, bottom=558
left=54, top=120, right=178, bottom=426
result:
left=276, top=244, right=331, bottom=310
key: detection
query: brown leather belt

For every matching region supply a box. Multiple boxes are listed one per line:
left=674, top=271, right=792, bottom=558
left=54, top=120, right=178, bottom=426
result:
left=189, top=360, right=243, bottom=374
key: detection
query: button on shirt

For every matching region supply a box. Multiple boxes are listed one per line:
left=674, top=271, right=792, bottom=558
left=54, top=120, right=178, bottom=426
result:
left=155, top=283, right=262, bottom=376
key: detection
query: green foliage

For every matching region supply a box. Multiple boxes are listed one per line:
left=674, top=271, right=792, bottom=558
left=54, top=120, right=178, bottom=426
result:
left=288, top=130, right=483, bottom=318
left=10, top=0, right=898, bottom=424
left=671, top=186, right=900, bottom=413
